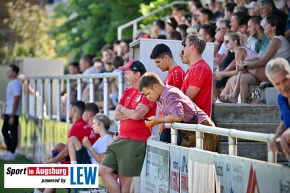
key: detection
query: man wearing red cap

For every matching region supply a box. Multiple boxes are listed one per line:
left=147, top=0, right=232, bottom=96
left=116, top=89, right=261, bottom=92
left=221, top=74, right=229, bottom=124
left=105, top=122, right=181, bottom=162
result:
left=99, top=60, right=157, bottom=193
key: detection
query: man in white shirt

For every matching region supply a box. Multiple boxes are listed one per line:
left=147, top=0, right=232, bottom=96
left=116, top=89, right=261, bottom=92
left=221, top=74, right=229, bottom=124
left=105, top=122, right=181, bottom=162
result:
left=1, top=64, right=22, bottom=161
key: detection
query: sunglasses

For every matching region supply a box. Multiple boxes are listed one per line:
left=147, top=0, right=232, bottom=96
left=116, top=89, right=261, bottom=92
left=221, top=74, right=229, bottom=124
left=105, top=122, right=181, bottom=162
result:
left=182, top=41, right=186, bottom=47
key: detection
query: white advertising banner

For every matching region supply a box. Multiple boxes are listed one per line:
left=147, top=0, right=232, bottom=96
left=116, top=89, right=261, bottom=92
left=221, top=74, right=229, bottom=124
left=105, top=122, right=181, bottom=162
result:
left=145, top=140, right=170, bottom=193
left=169, top=145, right=180, bottom=193
left=4, top=164, right=99, bottom=188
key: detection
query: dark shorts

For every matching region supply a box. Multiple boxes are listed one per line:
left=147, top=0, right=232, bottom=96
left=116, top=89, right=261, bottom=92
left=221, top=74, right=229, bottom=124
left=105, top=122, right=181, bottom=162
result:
left=101, top=137, right=146, bottom=176
left=76, top=146, right=92, bottom=164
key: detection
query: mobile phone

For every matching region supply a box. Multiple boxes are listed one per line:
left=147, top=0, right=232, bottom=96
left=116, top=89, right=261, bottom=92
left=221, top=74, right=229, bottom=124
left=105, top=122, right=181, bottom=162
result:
left=142, top=118, right=149, bottom=121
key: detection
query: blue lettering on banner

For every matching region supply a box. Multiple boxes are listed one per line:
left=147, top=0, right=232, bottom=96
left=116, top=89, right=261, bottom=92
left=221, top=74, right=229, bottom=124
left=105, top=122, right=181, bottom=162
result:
left=70, top=167, right=97, bottom=185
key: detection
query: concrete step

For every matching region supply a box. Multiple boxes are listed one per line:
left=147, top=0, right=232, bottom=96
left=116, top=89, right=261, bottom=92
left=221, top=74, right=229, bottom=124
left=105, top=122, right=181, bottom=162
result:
left=218, top=142, right=287, bottom=164
left=212, top=103, right=280, bottom=123
left=216, top=122, right=279, bottom=142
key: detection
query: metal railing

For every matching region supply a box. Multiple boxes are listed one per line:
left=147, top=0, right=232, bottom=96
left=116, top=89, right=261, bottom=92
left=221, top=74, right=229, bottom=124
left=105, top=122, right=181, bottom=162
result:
left=167, top=123, right=277, bottom=163
left=21, top=72, right=124, bottom=123
left=117, top=1, right=188, bottom=40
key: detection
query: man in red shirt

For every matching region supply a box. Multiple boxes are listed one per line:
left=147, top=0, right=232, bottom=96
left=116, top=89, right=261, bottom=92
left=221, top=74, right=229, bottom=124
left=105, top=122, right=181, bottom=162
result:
left=150, top=43, right=185, bottom=143
left=99, top=60, right=156, bottom=193
left=46, top=101, right=98, bottom=164
left=180, top=34, right=213, bottom=116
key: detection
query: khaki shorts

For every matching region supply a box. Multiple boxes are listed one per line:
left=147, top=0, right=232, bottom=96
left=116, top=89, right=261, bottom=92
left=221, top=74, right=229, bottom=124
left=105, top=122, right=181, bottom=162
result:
left=101, top=137, right=146, bottom=176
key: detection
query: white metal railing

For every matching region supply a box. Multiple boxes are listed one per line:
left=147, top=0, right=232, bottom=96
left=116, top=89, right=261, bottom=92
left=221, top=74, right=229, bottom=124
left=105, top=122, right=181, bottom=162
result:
left=117, top=1, right=188, bottom=40
left=21, top=72, right=124, bottom=123
left=166, top=123, right=277, bottom=163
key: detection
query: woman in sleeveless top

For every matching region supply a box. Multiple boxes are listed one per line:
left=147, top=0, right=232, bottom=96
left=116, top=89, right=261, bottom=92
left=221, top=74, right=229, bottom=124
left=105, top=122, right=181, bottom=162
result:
left=218, top=32, right=258, bottom=103
left=235, top=15, right=290, bottom=103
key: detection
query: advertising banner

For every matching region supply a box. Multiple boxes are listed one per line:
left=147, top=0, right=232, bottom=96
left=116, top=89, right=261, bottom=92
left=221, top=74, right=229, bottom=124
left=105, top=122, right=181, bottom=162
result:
left=4, top=164, right=99, bottom=188
left=145, top=140, right=170, bottom=193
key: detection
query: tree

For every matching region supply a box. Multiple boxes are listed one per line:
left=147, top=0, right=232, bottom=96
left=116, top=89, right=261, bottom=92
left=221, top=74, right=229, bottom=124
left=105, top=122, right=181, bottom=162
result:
left=0, top=0, right=57, bottom=64
left=51, top=0, right=152, bottom=61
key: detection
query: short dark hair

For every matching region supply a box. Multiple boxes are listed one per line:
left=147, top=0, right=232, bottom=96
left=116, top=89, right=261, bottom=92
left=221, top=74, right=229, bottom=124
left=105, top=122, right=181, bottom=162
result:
left=167, top=30, right=182, bottom=40
left=153, top=20, right=165, bottom=30
left=225, top=2, right=237, bottom=13
left=249, top=16, right=262, bottom=26
left=138, top=72, right=163, bottom=92
left=9, top=64, right=19, bottom=75
left=199, top=8, right=213, bottom=21
left=71, top=100, right=85, bottom=116
left=69, top=62, right=80, bottom=72
left=186, top=34, right=206, bottom=55
left=81, top=54, right=94, bottom=66
left=200, top=24, right=216, bottom=40
left=85, top=103, right=99, bottom=116
left=266, top=15, right=285, bottom=36
left=238, top=15, right=251, bottom=26
left=112, top=56, right=124, bottom=69
left=150, top=43, right=173, bottom=59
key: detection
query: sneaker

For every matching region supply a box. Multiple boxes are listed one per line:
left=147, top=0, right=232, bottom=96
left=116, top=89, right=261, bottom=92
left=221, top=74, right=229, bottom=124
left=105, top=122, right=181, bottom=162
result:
left=2, top=151, right=15, bottom=161
left=0, top=149, right=8, bottom=159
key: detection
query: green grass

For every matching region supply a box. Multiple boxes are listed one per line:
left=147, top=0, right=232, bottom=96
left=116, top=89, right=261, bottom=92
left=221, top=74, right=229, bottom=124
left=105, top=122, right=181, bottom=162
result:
left=0, top=154, right=68, bottom=193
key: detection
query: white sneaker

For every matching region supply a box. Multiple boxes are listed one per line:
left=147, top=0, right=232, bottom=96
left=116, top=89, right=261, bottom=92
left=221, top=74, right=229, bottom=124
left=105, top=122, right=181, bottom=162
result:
left=2, top=151, right=15, bottom=161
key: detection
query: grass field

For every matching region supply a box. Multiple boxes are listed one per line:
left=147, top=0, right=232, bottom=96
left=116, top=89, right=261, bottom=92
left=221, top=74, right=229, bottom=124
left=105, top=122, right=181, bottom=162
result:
left=0, top=154, right=68, bottom=193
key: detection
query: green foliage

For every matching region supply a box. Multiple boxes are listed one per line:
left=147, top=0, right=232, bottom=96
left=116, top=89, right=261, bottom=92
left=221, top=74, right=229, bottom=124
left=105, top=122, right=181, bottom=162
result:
left=51, top=0, right=152, bottom=62
left=0, top=0, right=57, bottom=64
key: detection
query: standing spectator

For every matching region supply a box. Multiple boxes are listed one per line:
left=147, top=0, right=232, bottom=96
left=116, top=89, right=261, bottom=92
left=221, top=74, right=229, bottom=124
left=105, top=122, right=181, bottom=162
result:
left=265, top=58, right=290, bottom=158
left=99, top=60, right=156, bottom=193
left=180, top=34, right=213, bottom=116
left=150, top=43, right=185, bottom=143
left=1, top=64, right=22, bottom=161
left=138, top=72, right=218, bottom=151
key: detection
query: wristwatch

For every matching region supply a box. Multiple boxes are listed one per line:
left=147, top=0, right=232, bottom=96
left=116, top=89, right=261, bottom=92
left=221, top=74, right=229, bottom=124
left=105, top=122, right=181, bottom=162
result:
left=88, top=146, right=93, bottom=151
left=243, top=64, right=248, bottom=69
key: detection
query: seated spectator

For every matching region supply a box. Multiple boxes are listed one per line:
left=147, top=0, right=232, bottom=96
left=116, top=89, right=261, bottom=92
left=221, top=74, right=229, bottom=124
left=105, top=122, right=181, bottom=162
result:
left=171, top=6, right=186, bottom=25
left=217, top=32, right=258, bottom=103
left=199, top=24, right=216, bottom=42
left=197, top=8, right=214, bottom=25
left=165, top=17, right=178, bottom=32
left=238, top=15, right=257, bottom=50
left=167, top=30, right=182, bottom=40
left=150, top=19, right=166, bottom=39
left=176, top=24, right=188, bottom=40
left=235, top=15, right=290, bottom=103
left=68, top=113, right=114, bottom=164
left=224, top=2, right=237, bottom=20
left=93, top=56, right=104, bottom=73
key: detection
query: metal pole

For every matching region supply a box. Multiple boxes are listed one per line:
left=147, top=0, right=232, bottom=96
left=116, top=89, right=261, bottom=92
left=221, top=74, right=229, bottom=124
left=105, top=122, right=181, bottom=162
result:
left=89, top=78, right=94, bottom=103
left=103, top=78, right=109, bottom=116
left=40, top=79, right=45, bottom=119
left=33, top=79, right=37, bottom=119
left=25, top=80, right=30, bottom=116
left=118, top=72, right=124, bottom=101
left=56, top=79, right=61, bottom=121
left=196, top=131, right=204, bottom=149
left=66, top=80, right=71, bottom=123
left=133, top=22, right=138, bottom=39
left=48, top=79, right=53, bottom=120
left=77, top=78, right=82, bottom=100
left=228, top=136, right=237, bottom=156
left=267, top=142, right=277, bottom=163
left=171, top=127, right=177, bottom=145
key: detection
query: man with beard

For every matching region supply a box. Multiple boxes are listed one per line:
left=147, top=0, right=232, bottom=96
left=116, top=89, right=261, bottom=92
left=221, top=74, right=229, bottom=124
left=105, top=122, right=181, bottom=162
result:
left=99, top=60, right=156, bottom=193
left=266, top=58, right=290, bottom=158
left=247, top=16, right=270, bottom=53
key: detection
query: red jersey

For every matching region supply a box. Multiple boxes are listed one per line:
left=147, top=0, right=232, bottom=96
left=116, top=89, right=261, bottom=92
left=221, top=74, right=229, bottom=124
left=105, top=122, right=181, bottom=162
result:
left=164, top=66, right=185, bottom=89
left=67, top=118, right=98, bottom=145
left=118, top=86, right=157, bottom=141
left=181, top=59, right=212, bottom=116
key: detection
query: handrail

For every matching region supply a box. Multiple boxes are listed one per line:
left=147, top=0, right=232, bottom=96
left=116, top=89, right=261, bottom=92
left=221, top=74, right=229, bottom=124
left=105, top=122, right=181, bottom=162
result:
left=165, top=123, right=277, bottom=163
left=117, top=1, right=188, bottom=40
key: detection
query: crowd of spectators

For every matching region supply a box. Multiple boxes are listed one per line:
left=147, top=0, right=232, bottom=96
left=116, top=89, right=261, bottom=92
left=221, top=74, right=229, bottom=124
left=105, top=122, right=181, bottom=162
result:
left=62, top=0, right=290, bottom=107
